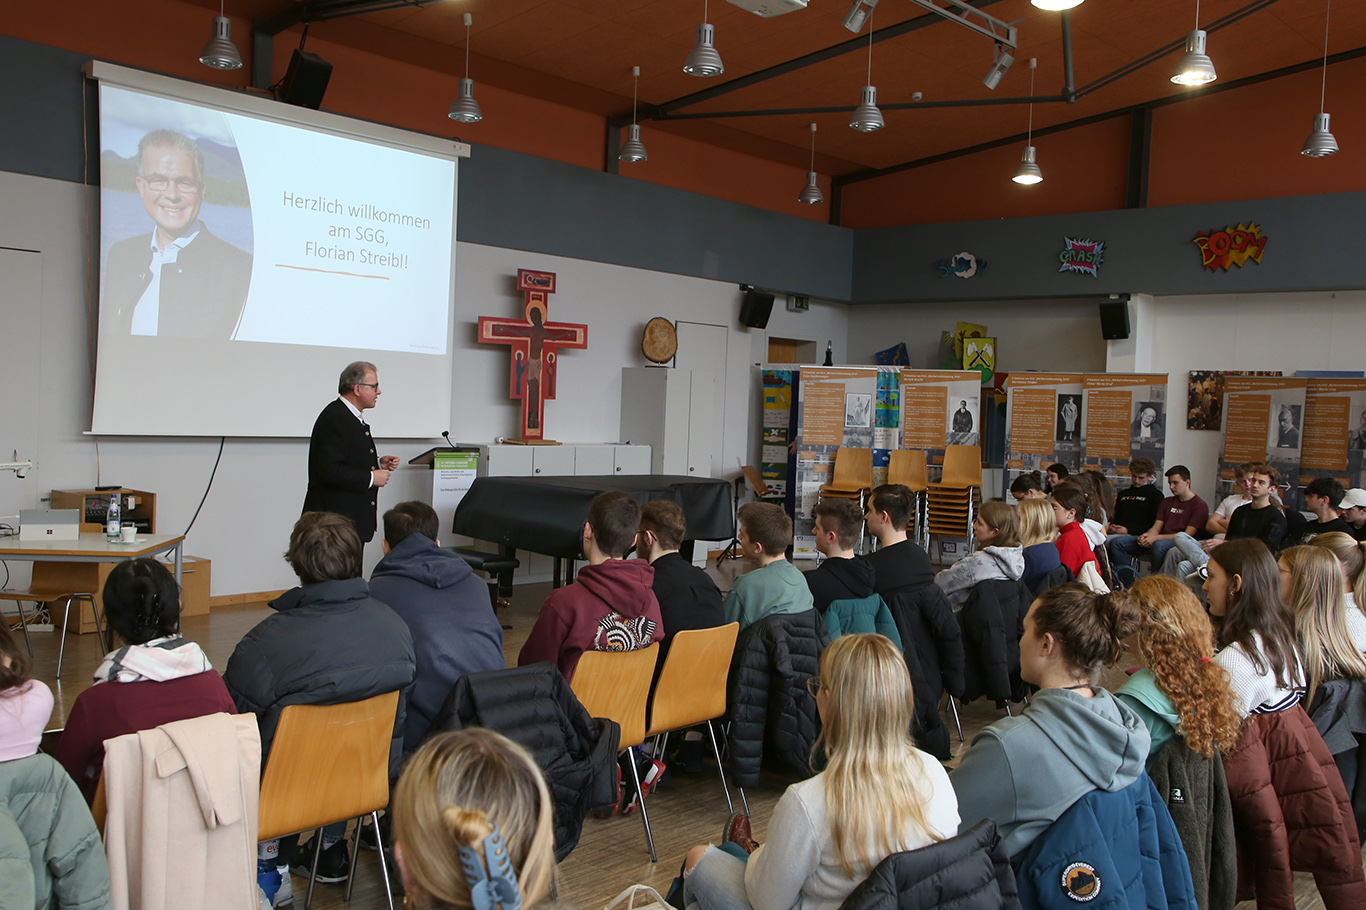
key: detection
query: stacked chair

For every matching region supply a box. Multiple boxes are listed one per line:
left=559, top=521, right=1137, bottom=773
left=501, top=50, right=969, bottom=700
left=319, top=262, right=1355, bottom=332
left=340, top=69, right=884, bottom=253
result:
left=926, top=445, right=983, bottom=558
left=819, top=447, right=874, bottom=551
left=886, top=449, right=929, bottom=552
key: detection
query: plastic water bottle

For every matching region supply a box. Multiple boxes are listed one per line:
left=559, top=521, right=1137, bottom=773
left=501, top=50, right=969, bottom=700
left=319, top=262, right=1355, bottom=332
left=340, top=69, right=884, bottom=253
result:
left=257, top=841, right=281, bottom=905
left=105, top=493, right=121, bottom=541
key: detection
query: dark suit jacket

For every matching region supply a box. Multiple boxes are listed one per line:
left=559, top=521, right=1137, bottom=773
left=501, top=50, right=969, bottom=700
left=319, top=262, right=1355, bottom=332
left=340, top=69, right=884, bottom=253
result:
left=1131, top=418, right=1164, bottom=441
left=102, top=226, right=253, bottom=339
left=303, top=399, right=380, bottom=542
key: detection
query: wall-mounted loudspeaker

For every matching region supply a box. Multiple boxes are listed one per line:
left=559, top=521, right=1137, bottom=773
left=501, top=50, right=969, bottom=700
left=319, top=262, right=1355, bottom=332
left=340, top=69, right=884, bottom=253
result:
left=1099, top=300, right=1130, bottom=340
left=739, top=288, right=775, bottom=329
left=279, top=50, right=333, bottom=110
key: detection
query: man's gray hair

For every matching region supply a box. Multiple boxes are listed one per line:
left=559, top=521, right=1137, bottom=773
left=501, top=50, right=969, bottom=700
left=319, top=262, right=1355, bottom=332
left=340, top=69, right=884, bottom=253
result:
left=339, top=361, right=377, bottom=395
left=137, top=129, right=206, bottom=182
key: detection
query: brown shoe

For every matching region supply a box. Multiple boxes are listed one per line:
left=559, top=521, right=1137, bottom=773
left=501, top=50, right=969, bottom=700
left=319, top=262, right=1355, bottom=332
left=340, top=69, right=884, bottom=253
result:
left=724, top=812, right=757, bottom=854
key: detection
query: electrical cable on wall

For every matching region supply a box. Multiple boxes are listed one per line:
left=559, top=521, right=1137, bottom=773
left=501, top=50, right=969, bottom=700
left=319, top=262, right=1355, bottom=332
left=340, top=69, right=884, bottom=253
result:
left=184, top=437, right=226, bottom=537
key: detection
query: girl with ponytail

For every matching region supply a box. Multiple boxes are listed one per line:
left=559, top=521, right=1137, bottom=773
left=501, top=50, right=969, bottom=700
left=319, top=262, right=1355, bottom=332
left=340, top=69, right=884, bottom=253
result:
left=55, top=558, right=234, bottom=803
left=1116, top=575, right=1243, bottom=761
left=0, top=621, right=53, bottom=761
left=1307, top=531, right=1366, bottom=630
left=950, top=583, right=1150, bottom=858
left=1279, top=545, right=1366, bottom=696
left=393, top=728, right=555, bottom=910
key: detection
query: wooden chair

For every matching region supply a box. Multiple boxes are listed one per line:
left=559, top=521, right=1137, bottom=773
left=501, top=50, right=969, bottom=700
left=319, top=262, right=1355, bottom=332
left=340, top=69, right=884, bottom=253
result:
left=886, top=450, right=930, bottom=551
left=570, top=643, right=661, bottom=862
left=927, top=446, right=983, bottom=558
left=645, top=624, right=741, bottom=814
left=0, top=586, right=105, bottom=676
left=258, top=690, right=401, bottom=910
left=818, top=447, right=873, bottom=508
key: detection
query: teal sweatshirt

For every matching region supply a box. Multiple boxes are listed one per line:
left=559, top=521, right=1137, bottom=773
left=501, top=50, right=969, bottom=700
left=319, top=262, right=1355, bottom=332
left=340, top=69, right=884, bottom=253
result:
left=723, top=559, right=815, bottom=629
left=1115, top=668, right=1181, bottom=762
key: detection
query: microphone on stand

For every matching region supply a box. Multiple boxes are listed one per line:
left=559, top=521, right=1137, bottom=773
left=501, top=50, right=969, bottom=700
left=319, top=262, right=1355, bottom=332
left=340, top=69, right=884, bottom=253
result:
left=442, top=430, right=457, bottom=450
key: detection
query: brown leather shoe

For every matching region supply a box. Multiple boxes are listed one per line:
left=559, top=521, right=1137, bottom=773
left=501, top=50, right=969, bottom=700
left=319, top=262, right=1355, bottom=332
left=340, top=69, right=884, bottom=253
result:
left=724, top=812, right=757, bottom=854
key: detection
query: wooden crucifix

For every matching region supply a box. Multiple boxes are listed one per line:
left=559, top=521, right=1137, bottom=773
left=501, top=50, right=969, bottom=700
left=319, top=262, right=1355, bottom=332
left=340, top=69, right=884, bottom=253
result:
left=477, top=269, right=588, bottom=443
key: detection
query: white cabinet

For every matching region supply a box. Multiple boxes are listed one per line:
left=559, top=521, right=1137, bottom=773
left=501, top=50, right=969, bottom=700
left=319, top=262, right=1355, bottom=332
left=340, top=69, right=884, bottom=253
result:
left=479, top=445, right=532, bottom=478
left=620, top=368, right=713, bottom=477
left=573, top=445, right=616, bottom=475
left=613, top=444, right=652, bottom=475
left=530, top=446, right=576, bottom=477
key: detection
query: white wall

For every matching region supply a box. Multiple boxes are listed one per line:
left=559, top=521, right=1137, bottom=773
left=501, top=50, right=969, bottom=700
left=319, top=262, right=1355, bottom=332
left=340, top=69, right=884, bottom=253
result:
left=845, top=298, right=1108, bottom=373
left=1109, top=291, right=1366, bottom=505
left=0, top=170, right=849, bottom=597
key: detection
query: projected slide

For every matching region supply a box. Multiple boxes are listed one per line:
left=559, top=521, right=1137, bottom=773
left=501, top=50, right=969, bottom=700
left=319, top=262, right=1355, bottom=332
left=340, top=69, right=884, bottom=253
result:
left=98, top=84, right=454, bottom=354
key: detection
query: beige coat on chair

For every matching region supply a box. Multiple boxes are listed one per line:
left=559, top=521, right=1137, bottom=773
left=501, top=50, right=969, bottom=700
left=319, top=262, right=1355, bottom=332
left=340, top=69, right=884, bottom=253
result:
left=102, top=712, right=261, bottom=910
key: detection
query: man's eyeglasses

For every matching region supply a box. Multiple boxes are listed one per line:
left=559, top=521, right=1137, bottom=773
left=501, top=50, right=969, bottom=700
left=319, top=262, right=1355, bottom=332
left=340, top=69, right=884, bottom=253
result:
left=140, top=175, right=203, bottom=194
left=355, top=382, right=380, bottom=391
left=806, top=676, right=822, bottom=698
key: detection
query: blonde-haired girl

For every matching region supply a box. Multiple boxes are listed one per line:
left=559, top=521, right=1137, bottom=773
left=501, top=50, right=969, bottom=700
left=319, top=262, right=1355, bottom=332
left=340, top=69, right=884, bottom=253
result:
left=1280, top=545, right=1366, bottom=695
left=679, top=634, right=958, bottom=910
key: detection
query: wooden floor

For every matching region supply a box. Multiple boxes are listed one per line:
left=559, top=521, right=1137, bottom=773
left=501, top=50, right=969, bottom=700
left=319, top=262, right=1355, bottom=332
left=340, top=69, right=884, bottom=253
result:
left=17, top=555, right=1364, bottom=910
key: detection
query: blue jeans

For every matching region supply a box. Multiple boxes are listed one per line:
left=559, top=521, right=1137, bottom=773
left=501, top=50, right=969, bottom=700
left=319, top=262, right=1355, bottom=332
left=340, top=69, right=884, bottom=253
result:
left=683, top=845, right=752, bottom=910
left=1161, top=532, right=1209, bottom=578
left=1106, top=535, right=1175, bottom=573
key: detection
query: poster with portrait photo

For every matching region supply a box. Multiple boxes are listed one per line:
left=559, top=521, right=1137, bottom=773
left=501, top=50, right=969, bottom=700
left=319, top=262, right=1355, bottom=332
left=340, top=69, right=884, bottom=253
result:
left=1080, top=373, right=1167, bottom=486
left=1004, top=373, right=1085, bottom=488
left=1298, top=379, right=1366, bottom=496
left=1218, top=375, right=1306, bottom=509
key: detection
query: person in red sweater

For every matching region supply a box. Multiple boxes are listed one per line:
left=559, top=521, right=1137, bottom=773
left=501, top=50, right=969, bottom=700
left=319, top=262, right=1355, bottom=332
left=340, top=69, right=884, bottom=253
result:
left=55, top=558, right=235, bottom=803
left=517, top=491, right=663, bottom=683
left=1050, top=481, right=1099, bottom=579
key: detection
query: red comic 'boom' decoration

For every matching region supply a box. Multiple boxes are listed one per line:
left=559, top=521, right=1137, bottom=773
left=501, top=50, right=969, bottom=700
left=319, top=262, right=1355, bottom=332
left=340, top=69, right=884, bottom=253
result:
left=477, top=270, right=587, bottom=441
left=1194, top=223, right=1268, bottom=271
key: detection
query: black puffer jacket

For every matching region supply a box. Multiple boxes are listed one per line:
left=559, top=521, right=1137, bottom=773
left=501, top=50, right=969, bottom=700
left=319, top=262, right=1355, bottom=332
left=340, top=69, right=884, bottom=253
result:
left=727, top=609, right=830, bottom=788
left=1309, top=678, right=1366, bottom=839
left=224, top=577, right=416, bottom=778
left=884, top=582, right=964, bottom=760
left=839, top=820, right=1020, bottom=910
left=427, top=662, right=620, bottom=861
left=959, top=578, right=1032, bottom=705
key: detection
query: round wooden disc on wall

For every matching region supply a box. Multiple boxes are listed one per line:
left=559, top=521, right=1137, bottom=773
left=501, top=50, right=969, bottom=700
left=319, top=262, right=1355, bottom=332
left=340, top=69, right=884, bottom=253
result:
left=642, top=317, right=678, bottom=364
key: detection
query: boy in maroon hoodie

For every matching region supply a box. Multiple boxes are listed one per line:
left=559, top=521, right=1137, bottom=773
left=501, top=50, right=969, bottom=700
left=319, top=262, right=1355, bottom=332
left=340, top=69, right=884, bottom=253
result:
left=517, top=491, right=663, bottom=682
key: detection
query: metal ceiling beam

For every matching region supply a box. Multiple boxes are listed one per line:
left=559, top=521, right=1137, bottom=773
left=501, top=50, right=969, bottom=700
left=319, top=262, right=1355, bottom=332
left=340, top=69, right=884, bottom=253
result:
left=833, top=43, right=1366, bottom=188
left=652, top=94, right=1068, bottom=122
left=613, top=0, right=1011, bottom=127
left=903, top=0, right=1017, bottom=50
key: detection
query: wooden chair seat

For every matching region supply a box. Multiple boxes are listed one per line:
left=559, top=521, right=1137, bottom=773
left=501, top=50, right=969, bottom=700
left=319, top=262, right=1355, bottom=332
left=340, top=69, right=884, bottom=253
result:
left=887, top=450, right=929, bottom=492
left=939, top=445, right=983, bottom=488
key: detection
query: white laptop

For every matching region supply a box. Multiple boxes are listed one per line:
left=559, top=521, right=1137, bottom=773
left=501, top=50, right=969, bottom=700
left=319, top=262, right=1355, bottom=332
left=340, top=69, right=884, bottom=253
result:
left=19, top=509, right=82, bottom=541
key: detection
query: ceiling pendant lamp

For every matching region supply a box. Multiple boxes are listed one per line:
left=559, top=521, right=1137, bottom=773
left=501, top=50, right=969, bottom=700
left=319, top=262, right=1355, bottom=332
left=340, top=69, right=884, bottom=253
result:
left=1171, top=0, right=1216, bottom=85
left=798, top=123, right=823, bottom=205
left=1031, top=0, right=1083, bottom=9
left=1012, top=58, right=1042, bottom=185
left=199, top=0, right=243, bottom=70
left=849, top=22, right=884, bottom=132
left=1302, top=0, right=1339, bottom=157
left=620, top=66, right=649, bottom=163
left=448, top=13, right=484, bottom=123
left=684, top=0, right=724, bottom=77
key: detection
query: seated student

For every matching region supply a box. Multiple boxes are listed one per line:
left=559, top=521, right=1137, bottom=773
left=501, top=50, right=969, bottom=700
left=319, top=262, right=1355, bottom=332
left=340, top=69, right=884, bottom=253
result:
left=1071, top=470, right=1114, bottom=545
left=519, top=491, right=663, bottom=681
left=1285, top=477, right=1354, bottom=548
left=1205, top=462, right=1253, bottom=540
left=1009, top=471, right=1047, bottom=502
left=863, top=484, right=934, bottom=593
left=950, top=584, right=1149, bottom=858
left=0, top=623, right=53, bottom=763
left=225, top=511, right=416, bottom=884
left=1280, top=546, right=1366, bottom=692
left=1162, top=462, right=1286, bottom=579
left=392, top=728, right=555, bottom=910
left=1338, top=488, right=1366, bottom=542
left=370, top=501, right=505, bottom=754
left=1201, top=538, right=1304, bottom=717
left=1050, top=482, right=1100, bottom=580
left=1107, top=464, right=1209, bottom=576
left=638, top=499, right=725, bottom=667
left=1107, top=457, right=1162, bottom=541
left=804, top=499, right=875, bottom=613
left=1116, top=575, right=1243, bottom=762
left=679, top=634, right=959, bottom=910
left=1044, top=463, right=1069, bottom=493
left=722, top=502, right=813, bottom=629
left=1308, top=531, right=1366, bottom=616
left=1018, top=498, right=1063, bottom=594
left=934, top=501, right=1024, bottom=609
left=56, top=557, right=235, bottom=803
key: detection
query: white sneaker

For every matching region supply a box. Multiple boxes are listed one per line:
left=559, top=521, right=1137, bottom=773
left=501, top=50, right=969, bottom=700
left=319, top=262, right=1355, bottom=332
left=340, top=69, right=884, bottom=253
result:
left=273, top=867, right=293, bottom=907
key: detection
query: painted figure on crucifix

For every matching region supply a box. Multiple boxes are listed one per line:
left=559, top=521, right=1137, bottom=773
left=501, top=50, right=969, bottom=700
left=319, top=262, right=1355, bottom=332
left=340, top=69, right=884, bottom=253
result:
left=478, top=270, right=588, bottom=441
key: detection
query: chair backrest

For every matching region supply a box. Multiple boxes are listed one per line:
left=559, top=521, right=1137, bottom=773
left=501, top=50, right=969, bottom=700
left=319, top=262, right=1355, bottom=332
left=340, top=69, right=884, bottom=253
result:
left=570, top=643, right=659, bottom=749
left=830, top=447, right=873, bottom=490
left=257, top=690, right=400, bottom=842
left=939, top=445, right=982, bottom=488
left=887, top=449, right=928, bottom=492
left=647, top=624, right=739, bottom=735
left=741, top=466, right=773, bottom=498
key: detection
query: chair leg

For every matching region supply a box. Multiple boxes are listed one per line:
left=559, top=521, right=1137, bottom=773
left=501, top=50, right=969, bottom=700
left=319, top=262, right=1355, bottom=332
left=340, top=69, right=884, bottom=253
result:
left=305, top=828, right=323, bottom=909
left=705, top=720, right=733, bottom=814
left=1003, top=702, right=1013, bottom=717
left=87, top=595, right=107, bottom=655
left=345, top=817, right=361, bottom=900
left=625, top=750, right=658, bottom=863
left=370, top=810, right=396, bottom=910
left=946, top=696, right=964, bottom=743
left=738, top=787, right=751, bottom=818
left=12, top=599, right=33, bottom=657
left=56, top=596, right=73, bottom=679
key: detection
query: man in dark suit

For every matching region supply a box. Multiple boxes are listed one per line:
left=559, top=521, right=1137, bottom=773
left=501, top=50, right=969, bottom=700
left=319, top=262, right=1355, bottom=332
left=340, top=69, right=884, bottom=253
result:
left=302, top=361, right=399, bottom=542
left=102, top=129, right=253, bottom=339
